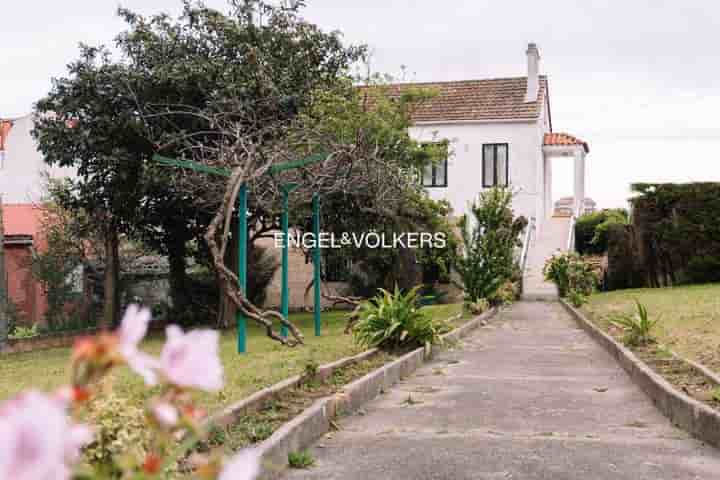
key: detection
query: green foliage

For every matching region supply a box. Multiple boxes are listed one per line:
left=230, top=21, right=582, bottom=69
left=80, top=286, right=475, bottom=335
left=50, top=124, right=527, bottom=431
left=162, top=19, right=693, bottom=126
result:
left=8, top=324, right=39, bottom=340
left=566, top=289, right=589, bottom=308
left=543, top=252, right=597, bottom=298
left=81, top=389, right=151, bottom=473
left=288, top=450, right=315, bottom=469
left=575, top=209, right=629, bottom=255
left=455, top=187, right=527, bottom=304
left=611, top=300, right=659, bottom=347
left=353, top=285, right=442, bottom=350
left=686, top=255, right=720, bottom=284
left=489, top=280, right=519, bottom=306
left=627, top=182, right=720, bottom=287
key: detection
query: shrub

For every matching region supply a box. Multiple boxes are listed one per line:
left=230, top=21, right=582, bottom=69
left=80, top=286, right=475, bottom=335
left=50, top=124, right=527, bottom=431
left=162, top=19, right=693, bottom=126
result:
left=81, top=390, right=151, bottom=473
left=8, top=324, right=39, bottom=339
left=566, top=289, right=588, bottom=308
left=575, top=209, right=628, bottom=254
left=543, top=252, right=597, bottom=297
left=489, top=280, right=518, bottom=306
left=353, top=285, right=442, bottom=350
left=685, top=255, right=720, bottom=284
left=611, top=300, right=658, bottom=347
left=456, top=187, right=527, bottom=304
left=288, top=450, right=315, bottom=469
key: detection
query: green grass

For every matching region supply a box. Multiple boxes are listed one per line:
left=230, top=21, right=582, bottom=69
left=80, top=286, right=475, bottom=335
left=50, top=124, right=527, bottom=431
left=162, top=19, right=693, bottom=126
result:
left=582, top=283, right=720, bottom=371
left=0, top=303, right=462, bottom=412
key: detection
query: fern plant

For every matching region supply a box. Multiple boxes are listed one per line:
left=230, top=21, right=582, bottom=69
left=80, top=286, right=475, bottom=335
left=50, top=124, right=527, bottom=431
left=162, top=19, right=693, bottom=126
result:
left=611, top=300, right=658, bottom=347
left=353, top=285, right=441, bottom=350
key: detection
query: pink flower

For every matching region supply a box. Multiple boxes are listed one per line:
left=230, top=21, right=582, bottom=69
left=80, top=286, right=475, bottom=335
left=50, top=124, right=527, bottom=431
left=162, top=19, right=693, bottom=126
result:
left=0, top=391, right=93, bottom=480
left=118, top=304, right=159, bottom=385
left=219, top=448, right=261, bottom=480
left=159, top=326, right=223, bottom=392
left=152, top=402, right=179, bottom=428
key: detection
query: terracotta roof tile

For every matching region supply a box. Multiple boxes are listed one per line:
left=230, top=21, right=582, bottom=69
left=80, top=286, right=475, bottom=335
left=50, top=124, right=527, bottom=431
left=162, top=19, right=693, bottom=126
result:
left=360, top=76, right=548, bottom=123
left=544, top=132, right=589, bottom=153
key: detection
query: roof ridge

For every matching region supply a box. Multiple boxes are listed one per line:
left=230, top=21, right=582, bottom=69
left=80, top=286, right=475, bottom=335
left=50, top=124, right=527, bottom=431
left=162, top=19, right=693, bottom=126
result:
left=369, top=75, right=548, bottom=88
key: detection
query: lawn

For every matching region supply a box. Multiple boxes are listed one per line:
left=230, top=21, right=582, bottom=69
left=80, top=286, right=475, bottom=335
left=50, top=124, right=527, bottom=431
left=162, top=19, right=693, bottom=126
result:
left=0, top=303, right=464, bottom=412
left=582, top=283, right=720, bottom=372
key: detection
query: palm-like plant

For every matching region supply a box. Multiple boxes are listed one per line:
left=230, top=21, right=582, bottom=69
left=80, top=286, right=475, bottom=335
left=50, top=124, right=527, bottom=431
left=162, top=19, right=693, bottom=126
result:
left=353, top=285, right=441, bottom=350
left=611, top=300, right=658, bottom=347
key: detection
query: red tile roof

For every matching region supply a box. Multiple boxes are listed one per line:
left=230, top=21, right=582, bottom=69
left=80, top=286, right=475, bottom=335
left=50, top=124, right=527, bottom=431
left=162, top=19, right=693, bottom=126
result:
left=0, top=120, right=12, bottom=151
left=543, top=132, right=589, bottom=153
left=361, top=76, right=549, bottom=124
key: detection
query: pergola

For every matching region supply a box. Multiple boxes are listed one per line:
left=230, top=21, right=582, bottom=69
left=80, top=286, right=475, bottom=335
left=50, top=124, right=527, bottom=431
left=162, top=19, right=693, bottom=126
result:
left=542, top=133, right=590, bottom=218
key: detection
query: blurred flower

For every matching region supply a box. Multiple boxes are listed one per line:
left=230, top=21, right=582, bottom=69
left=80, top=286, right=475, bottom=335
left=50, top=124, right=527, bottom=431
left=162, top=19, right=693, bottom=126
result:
left=0, top=391, right=92, bottom=480
left=219, top=448, right=261, bottom=480
left=152, top=402, right=179, bottom=428
left=118, top=304, right=159, bottom=385
left=160, top=326, right=223, bottom=392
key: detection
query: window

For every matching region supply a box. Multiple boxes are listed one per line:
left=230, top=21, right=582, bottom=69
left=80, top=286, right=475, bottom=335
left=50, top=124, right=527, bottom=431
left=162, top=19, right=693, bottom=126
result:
left=482, top=143, right=509, bottom=187
left=323, top=251, right=352, bottom=282
left=421, top=143, right=448, bottom=188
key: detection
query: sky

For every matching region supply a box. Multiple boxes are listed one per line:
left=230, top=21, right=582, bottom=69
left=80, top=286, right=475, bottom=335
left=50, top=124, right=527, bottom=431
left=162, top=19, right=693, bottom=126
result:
left=3, top=0, right=720, bottom=208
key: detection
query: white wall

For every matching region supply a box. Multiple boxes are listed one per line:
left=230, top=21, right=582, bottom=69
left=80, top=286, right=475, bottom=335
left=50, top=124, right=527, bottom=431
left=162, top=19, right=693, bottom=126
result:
left=0, top=115, right=76, bottom=203
left=410, top=118, right=547, bottom=226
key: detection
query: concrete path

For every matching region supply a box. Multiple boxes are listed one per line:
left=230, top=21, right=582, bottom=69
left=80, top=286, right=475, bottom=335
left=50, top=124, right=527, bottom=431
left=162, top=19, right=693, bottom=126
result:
left=283, top=302, right=720, bottom=480
left=522, top=217, right=571, bottom=301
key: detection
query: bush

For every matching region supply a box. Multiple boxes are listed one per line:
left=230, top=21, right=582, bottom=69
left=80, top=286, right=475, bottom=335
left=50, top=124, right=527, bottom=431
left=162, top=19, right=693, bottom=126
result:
left=353, top=285, right=442, bottom=350
left=543, top=252, right=597, bottom=298
left=456, top=187, right=527, bottom=304
left=81, top=389, right=151, bottom=474
left=575, top=212, right=606, bottom=255
left=8, top=324, right=39, bottom=339
left=685, top=255, right=720, bottom=284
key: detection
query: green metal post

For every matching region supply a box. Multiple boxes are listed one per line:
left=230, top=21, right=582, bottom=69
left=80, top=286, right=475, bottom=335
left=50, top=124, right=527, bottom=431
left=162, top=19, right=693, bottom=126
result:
left=280, top=187, right=290, bottom=338
left=237, top=184, right=248, bottom=353
left=312, top=194, right=321, bottom=336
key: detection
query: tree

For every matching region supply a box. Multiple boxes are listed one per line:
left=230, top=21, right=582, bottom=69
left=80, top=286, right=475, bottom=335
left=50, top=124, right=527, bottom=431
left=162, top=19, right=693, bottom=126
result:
left=33, top=47, right=150, bottom=327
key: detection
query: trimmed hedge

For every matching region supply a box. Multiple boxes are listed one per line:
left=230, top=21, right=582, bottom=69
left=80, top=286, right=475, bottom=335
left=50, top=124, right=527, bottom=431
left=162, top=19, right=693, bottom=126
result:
left=575, top=209, right=628, bottom=255
left=606, top=182, right=720, bottom=289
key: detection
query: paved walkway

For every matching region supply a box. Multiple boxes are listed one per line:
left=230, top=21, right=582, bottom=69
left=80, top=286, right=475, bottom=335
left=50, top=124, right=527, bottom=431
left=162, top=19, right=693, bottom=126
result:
left=284, top=302, right=720, bottom=479
left=522, top=217, right=570, bottom=300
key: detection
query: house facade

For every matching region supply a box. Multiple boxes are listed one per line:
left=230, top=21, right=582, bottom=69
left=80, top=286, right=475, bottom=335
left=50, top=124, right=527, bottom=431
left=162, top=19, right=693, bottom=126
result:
left=391, top=43, right=589, bottom=232
left=0, top=115, right=77, bottom=325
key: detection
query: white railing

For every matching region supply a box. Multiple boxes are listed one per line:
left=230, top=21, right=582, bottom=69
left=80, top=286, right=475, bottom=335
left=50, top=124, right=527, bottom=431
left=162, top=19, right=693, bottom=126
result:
left=566, top=215, right=577, bottom=252
left=519, top=216, right=535, bottom=274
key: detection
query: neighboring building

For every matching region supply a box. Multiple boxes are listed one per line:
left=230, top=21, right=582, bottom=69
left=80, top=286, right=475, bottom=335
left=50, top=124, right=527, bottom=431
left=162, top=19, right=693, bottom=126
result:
left=0, top=115, right=77, bottom=325
left=554, top=196, right=597, bottom=217
left=382, top=43, right=590, bottom=233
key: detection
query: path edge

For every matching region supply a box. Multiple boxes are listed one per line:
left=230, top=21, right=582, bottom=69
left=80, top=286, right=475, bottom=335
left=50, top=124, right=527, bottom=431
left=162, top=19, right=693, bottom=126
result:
left=255, top=307, right=499, bottom=479
left=560, top=299, right=720, bottom=448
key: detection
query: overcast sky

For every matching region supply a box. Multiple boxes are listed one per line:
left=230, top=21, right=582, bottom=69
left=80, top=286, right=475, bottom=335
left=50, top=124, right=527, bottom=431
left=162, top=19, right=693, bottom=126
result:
left=3, top=0, right=720, bottom=208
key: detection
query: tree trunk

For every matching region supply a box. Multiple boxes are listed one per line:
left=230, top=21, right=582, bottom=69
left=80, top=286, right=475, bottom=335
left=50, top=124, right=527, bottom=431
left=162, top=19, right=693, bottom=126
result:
left=168, top=238, right=190, bottom=314
left=102, top=227, right=120, bottom=328
left=215, top=220, right=242, bottom=329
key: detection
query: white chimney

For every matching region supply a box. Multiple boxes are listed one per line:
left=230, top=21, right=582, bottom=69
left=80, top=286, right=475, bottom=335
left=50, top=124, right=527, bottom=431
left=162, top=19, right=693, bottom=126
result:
left=525, top=43, right=540, bottom=102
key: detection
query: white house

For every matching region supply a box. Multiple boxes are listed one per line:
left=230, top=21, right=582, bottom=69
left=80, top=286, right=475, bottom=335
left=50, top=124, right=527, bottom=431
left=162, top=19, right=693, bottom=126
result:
left=385, top=43, right=589, bottom=233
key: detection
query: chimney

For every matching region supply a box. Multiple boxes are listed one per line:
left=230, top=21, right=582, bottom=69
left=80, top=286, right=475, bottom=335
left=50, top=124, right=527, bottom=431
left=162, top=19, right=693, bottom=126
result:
left=525, top=43, right=540, bottom=102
